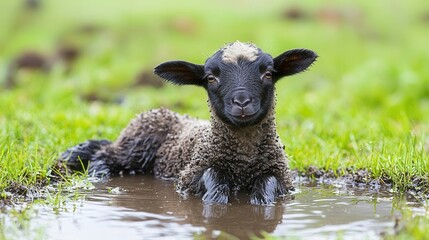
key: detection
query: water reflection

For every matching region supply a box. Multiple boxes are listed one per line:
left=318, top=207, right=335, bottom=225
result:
left=34, top=175, right=409, bottom=239
left=88, top=176, right=286, bottom=239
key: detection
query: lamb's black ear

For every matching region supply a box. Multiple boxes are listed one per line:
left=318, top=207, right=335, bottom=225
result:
left=154, top=60, right=205, bottom=86
left=273, top=49, right=317, bottom=81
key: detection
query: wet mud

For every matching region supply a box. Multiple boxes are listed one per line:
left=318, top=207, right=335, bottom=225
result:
left=0, top=180, right=47, bottom=210
left=295, top=166, right=429, bottom=199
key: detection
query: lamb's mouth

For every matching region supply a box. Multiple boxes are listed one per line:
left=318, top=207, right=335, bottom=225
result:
left=227, top=111, right=260, bottom=126
left=222, top=103, right=262, bottom=126
left=226, top=104, right=259, bottom=116
left=231, top=112, right=256, bottom=119
left=227, top=109, right=258, bottom=119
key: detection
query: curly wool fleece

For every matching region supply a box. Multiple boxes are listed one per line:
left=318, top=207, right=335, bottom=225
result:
left=91, top=103, right=293, bottom=195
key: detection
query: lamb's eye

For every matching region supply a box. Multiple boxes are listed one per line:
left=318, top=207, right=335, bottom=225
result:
left=264, top=71, right=273, bottom=80
left=207, top=75, right=217, bottom=84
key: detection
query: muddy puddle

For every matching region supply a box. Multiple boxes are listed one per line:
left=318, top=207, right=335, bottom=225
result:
left=9, top=176, right=426, bottom=239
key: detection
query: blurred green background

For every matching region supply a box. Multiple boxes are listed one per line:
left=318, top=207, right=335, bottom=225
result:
left=0, top=0, right=429, bottom=192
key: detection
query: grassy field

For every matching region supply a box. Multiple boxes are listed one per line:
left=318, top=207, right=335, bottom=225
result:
left=1, top=0, right=429, bottom=238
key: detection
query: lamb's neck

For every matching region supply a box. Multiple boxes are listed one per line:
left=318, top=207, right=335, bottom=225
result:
left=210, top=109, right=278, bottom=148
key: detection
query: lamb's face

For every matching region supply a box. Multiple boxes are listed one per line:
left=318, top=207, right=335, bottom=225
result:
left=154, top=41, right=318, bottom=127
left=203, top=42, right=276, bottom=126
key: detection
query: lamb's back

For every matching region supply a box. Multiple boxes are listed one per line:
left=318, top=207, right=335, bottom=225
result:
left=153, top=110, right=210, bottom=178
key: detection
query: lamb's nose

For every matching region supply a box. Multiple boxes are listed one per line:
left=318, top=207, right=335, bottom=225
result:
left=232, top=91, right=252, bottom=107
left=232, top=97, right=251, bottom=107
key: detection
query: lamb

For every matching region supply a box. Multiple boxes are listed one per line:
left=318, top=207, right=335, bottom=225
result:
left=59, top=41, right=317, bottom=205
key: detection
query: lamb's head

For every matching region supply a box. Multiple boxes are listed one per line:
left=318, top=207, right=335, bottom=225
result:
left=154, top=41, right=317, bottom=127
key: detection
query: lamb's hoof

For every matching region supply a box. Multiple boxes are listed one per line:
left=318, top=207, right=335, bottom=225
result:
left=59, top=140, right=111, bottom=171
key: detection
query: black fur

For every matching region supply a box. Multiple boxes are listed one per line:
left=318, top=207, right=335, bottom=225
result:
left=250, top=176, right=286, bottom=205
left=60, top=139, right=111, bottom=172
left=61, top=135, right=164, bottom=177
left=273, top=49, right=318, bottom=80
left=193, top=168, right=230, bottom=204
left=153, top=61, right=204, bottom=86
left=112, top=135, right=163, bottom=173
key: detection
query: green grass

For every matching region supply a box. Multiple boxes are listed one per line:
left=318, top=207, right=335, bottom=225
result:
left=1, top=0, right=429, bottom=238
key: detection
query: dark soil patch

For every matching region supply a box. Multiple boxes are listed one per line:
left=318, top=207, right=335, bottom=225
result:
left=281, top=6, right=311, bottom=21
left=293, top=165, right=429, bottom=200
left=76, top=24, right=104, bottom=35
left=4, top=51, right=49, bottom=88
left=281, top=6, right=363, bottom=25
left=80, top=92, right=124, bottom=104
left=421, top=11, right=429, bottom=24
left=24, top=0, right=42, bottom=10
left=168, top=17, right=198, bottom=35
left=292, top=166, right=391, bottom=190
left=1, top=180, right=47, bottom=210
left=13, top=51, right=50, bottom=71
left=133, top=70, right=164, bottom=88
left=4, top=45, right=81, bottom=89
left=280, top=5, right=379, bottom=40
left=55, top=45, right=80, bottom=64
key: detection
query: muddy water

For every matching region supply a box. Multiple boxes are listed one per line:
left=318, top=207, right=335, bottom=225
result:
left=33, top=176, right=409, bottom=239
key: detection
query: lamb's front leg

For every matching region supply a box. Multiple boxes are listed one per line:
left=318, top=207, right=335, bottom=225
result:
left=193, top=168, right=230, bottom=204
left=250, top=175, right=286, bottom=205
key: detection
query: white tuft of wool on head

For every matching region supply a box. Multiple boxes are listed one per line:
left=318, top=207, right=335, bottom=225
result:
left=221, top=41, right=259, bottom=64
